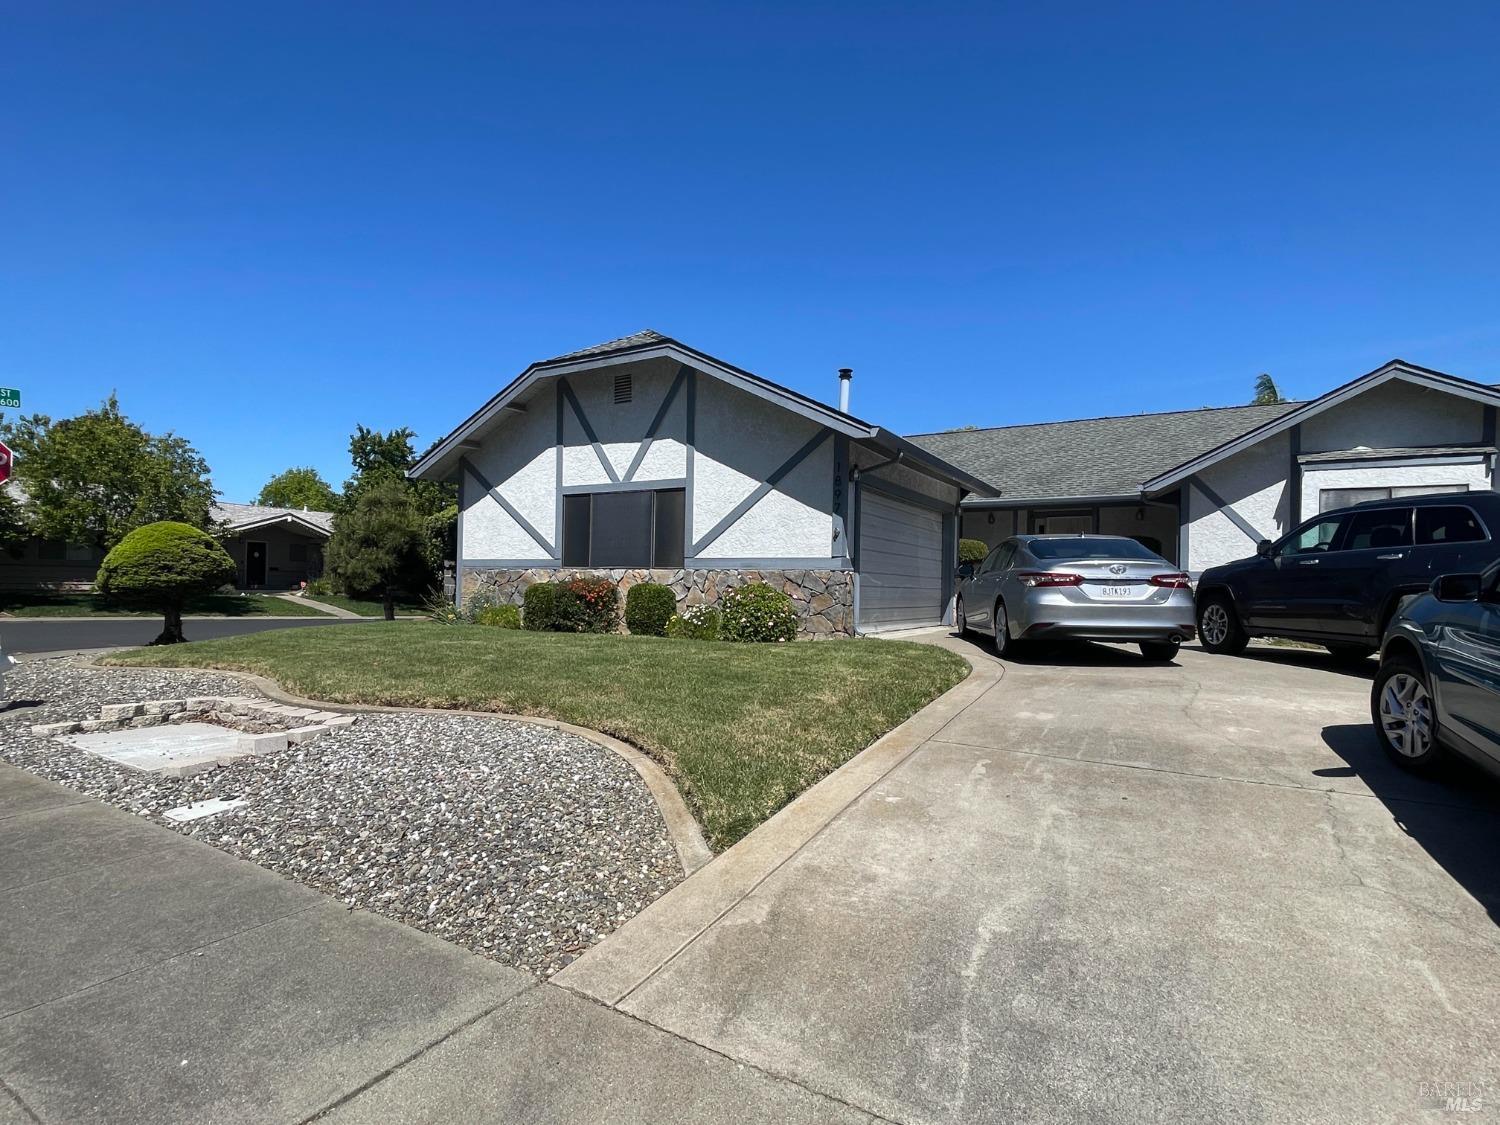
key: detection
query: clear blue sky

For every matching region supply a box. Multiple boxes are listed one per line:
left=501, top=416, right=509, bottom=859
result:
left=4, top=2, right=1498, bottom=502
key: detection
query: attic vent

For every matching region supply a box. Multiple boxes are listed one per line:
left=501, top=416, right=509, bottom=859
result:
left=613, top=373, right=633, bottom=404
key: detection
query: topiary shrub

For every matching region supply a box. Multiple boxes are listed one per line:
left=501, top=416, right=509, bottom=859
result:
left=625, top=582, right=676, bottom=636
left=95, top=521, right=236, bottom=644
left=474, top=603, right=521, bottom=628
left=523, top=582, right=565, bottom=631
left=959, top=538, right=988, bottom=564
left=562, top=574, right=619, bottom=633
left=665, top=604, right=721, bottom=640
left=719, top=582, right=798, bottom=642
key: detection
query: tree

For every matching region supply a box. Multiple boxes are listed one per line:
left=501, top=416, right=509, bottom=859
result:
left=95, top=522, right=236, bottom=644
left=338, top=425, right=456, bottom=591
left=257, top=467, right=338, bottom=511
left=0, top=486, right=29, bottom=554
left=324, top=477, right=431, bottom=619
left=0, top=396, right=215, bottom=550
left=1251, top=373, right=1287, bottom=405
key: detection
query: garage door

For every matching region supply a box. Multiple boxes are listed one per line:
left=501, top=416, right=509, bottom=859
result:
left=856, top=489, right=947, bottom=632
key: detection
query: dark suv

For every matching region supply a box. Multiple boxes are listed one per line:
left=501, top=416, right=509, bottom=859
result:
left=1195, top=493, right=1500, bottom=661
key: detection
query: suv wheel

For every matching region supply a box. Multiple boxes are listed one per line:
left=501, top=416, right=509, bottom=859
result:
left=1197, top=594, right=1248, bottom=655
left=1372, top=656, right=1442, bottom=771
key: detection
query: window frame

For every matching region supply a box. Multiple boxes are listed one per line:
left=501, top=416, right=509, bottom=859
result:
left=561, top=486, right=685, bottom=569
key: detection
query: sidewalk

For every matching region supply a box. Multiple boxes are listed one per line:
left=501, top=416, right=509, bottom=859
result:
left=0, top=764, right=867, bottom=1125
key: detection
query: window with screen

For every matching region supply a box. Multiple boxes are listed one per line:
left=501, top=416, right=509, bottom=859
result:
left=1416, top=506, right=1487, bottom=545
left=562, top=488, right=685, bottom=568
left=1341, top=508, right=1413, bottom=551
left=1319, top=483, right=1468, bottom=512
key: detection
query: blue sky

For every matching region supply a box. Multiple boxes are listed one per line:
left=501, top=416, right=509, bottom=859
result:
left=4, top=2, right=1498, bottom=502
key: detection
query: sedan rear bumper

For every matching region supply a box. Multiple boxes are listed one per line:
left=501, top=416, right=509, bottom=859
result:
left=1020, top=621, right=1197, bottom=643
left=1011, top=591, right=1197, bottom=644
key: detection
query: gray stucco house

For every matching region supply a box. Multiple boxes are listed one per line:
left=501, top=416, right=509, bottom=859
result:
left=913, top=358, right=1500, bottom=575
left=411, top=331, right=992, bottom=635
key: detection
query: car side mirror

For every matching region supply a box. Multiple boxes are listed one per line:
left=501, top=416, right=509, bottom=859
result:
left=1432, top=573, right=1482, bottom=603
left=1255, top=539, right=1273, bottom=558
left=956, top=562, right=977, bottom=581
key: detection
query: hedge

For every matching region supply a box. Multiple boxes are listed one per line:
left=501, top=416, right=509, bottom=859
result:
left=625, top=583, right=676, bottom=636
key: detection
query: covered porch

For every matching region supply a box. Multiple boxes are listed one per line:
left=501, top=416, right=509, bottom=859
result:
left=959, top=493, right=1184, bottom=565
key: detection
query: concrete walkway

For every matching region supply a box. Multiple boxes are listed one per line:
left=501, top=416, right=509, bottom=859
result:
left=271, top=594, right=361, bottom=619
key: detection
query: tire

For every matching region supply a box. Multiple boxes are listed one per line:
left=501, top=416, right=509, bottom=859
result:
left=1140, top=640, right=1180, bottom=662
left=992, top=599, right=1017, bottom=658
left=1371, top=655, right=1443, bottom=772
left=956, top=596, right=970, bottom=636
left=1326, top=643, right=1375, bottom=666
left=1197, top=593, right=1248, bottom=655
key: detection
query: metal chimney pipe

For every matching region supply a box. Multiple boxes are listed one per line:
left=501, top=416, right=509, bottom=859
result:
left=838, top=368, right=852, bottom=413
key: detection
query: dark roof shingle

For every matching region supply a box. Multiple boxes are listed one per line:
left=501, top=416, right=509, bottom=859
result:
left=907, top=401, right=1302, bottom=501
left=545, top=330, right=666, bottom=363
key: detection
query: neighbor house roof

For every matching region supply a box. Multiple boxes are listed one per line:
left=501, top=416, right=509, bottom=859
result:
left=907, top=401, right=1300, bottom=504
left=411, top=330, right=997, bottom=495
left=212, top=502, right=334, bottom=537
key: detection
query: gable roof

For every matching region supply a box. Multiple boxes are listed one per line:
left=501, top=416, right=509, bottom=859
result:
left=212, top=502, right=334, bottom=537
left=1139, top=359, right=1500, bottom=492
left=908, top=400, right=1300, bottom=504
left=411, top=330, right=996, bottom=495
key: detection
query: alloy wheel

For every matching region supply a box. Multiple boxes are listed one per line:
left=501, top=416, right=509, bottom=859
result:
left=1378, top=673, right=1433, bottom=758
left=1201, top=603, right=1230, bottom=647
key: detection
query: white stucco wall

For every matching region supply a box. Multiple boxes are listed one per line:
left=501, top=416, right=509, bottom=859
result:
left=1302, top=460, right=1492, bottom=514
left=1300, top=379, right=1485, bottom=452
left=1186, top=433, right=1292, bottom=572
left=560, top=359, right=687, bottom=487
left=692, top=379, right=834, bottom=559
left=461, top=401, right=556, bottom=562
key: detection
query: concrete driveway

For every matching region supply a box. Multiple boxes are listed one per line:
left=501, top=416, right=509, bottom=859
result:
left=556, top=637, right=1500, bottom=1124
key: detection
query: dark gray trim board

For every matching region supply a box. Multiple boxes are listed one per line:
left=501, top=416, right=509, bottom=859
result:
left=690, top=427, right=832, bottom=556
left=1297, top=453, right=1486, bottom=471
left=461, top=559, right=562, bottom=569
left=562, top=478, right=687, bottom=495
left=856, top=474, right=956, bottom=514
left=1287, top=423, right=1302, bottom=529
left=685, top=557, right=850, bottom=570
left=684, top=368, right=697, bottom=561
left=962, top=493, right=1142, bottom=510
left=832, top=433, right=850, bottom=561
left=1188, top=475, right=1266, bottom=544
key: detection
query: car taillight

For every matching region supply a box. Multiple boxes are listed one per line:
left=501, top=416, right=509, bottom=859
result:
left=1016, top=571, right=1084, bottom=587
left=1149, top=573, right=1191, bottom=588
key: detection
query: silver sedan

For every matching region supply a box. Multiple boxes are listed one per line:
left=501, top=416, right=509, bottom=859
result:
left=956, top=535, right=1197, bottom=661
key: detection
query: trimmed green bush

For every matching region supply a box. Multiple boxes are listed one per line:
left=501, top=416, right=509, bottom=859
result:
left=562, top=575, right=619, bottom=633
left=719, top=582, right=798, bottom=643
left=95, top=521, right=236, bottom=644
left=474, top=603, right=521, bottom=628
left=665, top=605, right=721, bottom=640
left=625, top=582, right=676, bottom=636
left=959, top=538, right=988, bottom=564
left=523, top=582, right=569, bottom=631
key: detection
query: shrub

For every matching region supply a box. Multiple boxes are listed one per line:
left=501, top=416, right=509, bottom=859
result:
left=95, top=521, right=236, bottom=644
left=474, top=603, right=521, bottom=628
left=719, top=582, right=798, bottom=643
left=625, top=582, right=676, bottom=636
left=305, top=576, right=336, bottom=598
left=959, top=538, right=988, bottom=564
left=562, top=574, right=620, bottom=633
left=665, top=604, right=721, bottom=641
left=425, top=588, right=463, bottom=624
left=523, top=582, right=567, bottom=631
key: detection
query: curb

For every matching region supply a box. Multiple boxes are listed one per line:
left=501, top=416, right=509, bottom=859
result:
left=76, top=656, right=714, bottom=878
left=553, top=632, right=1002, bottom=1006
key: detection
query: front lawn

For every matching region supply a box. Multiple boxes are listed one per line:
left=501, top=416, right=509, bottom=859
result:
left=296, top=593, right=430, bottom=616
left=104, top=624, right=969, bottom=849
left=0, top=592, right=333, bottom=618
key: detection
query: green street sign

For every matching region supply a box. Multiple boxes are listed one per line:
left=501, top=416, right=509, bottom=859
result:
left=0, top=388, right=18, bottom=409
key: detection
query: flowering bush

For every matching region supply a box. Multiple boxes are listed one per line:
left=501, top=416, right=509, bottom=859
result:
left=562, top=575, right=620, bottom=633
left=719, top=582, right=798, bottom=643
left=625, top=582, right=677, bottom=636
left=522, top=582, right=577, bottom=631
left=665, top=604, right=721, bottom=640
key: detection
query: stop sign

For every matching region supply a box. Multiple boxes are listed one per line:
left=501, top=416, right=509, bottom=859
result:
left=0, top=441, right=11, bottom=486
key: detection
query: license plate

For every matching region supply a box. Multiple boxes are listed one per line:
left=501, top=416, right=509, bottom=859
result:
left=1096, top=585, right=1134, bottom=598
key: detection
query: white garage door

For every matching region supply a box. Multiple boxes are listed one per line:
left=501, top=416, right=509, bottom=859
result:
left=856, top=489, right=946, bottom=632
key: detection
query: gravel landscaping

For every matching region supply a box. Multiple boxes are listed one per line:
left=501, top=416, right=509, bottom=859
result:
left=0, top=656, right=682, bottom=977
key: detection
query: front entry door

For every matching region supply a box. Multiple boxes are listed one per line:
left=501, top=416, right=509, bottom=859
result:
left=245, top=541, right=267, bottom=587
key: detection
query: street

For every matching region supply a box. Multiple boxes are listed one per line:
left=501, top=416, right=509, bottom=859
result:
left=1, top=616, right=357, bottom=655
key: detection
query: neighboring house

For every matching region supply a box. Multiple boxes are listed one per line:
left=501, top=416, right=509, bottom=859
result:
left=0, top=498, right=334, bottom=591
left=410, top=330, right=993, bottom=635
left=911, top=359, right=1500, bottom=574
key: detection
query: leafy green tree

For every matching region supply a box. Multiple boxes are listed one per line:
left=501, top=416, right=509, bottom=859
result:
left=95, top=521, right=236, bottom=644
left=0, top=396, right=215, bottom=550
left=1251, top=373, right=1287, bottom=405
left=0, top=486, right=30, bottom=554
left=256, top=466, right=338, bottom=511
left=325, top=477, right=432, bottom=619
left=339, top=425, right=456, bottom=589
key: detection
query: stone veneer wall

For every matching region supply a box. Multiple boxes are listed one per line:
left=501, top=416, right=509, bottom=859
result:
left=461, top=567, right=855, bottom=637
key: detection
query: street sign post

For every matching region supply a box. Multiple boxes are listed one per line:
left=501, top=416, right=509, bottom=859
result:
left=0, top=441, right=11, bottom=486
left=0, top=389, right=18, bottom=409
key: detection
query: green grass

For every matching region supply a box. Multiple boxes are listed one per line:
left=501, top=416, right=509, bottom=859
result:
left=0, top=592, right=333, bottom=618
left=297, top=593, right=430, bottom=616
left=103, top=623, right=970, bottom=849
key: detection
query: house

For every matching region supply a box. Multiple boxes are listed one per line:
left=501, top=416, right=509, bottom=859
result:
left=911, top=359, right=1499, bottom=574
left=410, top=330, right=994, bottom=635
left=0, top=499, right=334, bottom=591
